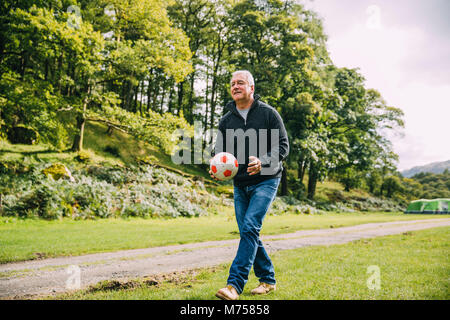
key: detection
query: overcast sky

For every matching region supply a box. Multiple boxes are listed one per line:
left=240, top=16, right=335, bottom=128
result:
left=301, top=0, right=450, bottom=170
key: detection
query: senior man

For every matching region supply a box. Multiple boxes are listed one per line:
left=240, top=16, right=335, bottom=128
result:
left=210, top=70, right=289, bottom=300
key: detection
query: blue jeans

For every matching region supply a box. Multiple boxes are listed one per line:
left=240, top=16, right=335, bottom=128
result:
left=227, top=177, right=281, bottom=294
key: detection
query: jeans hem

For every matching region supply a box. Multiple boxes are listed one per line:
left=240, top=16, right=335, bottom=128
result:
left=258, top=279, right=276, bottom=285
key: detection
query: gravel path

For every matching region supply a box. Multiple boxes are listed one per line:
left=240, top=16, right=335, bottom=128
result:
left=1, top=218, right=449, bottom=299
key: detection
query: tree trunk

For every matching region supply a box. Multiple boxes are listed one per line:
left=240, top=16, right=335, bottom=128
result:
left=146, top=78, right=152, bottom=114
left=71, top=113, right=85, bottom=152
left=152, top=78, right=159, bottom=112
left=177, top=81, right=184, bottom=116
left=122, top=80, right=134, bottom=111
left=71, top=86, right=91, bottom=152
left=209, top=72, right=217, bottom=130
left=307, top=161, right=318, bottom=200
left=140, top=80, right=145, bottom=116
left=209, top=37, right=224, bottom=129
left=281, top=165, right=288, bottom=196
left=297, top=154, right=307, bottom=183
left=187, top=71, right=196, bottom=123
left=69, top=55, right=76, bottom=97
left=159, top=83, right=167, bottom=114
left=203, top=65, right=210, bottom=149
left=57, top=51, right=63, bottom=93
left=167, top=84, right=174, bottom=114
left=133, top=83, right=139, bottom=113
left=344, top=175, right=351, bottom=192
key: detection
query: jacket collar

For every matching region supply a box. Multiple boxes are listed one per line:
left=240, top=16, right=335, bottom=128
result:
left=226, top=94, right=261, bottom=115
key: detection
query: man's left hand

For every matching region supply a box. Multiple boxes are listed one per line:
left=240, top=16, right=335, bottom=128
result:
left=247, top=156, right=262, bottom=175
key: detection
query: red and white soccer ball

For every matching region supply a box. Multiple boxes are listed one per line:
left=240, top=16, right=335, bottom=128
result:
left=210, top=152, right=239, bottom=181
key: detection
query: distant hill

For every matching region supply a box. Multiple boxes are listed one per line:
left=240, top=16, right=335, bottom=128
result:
left=401, top=160, right=450, bottom=178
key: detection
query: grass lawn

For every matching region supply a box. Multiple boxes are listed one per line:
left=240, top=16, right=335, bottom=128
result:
left=53, top=226, right=450, bottom=300
left=0, top=210, right=445, bottom=264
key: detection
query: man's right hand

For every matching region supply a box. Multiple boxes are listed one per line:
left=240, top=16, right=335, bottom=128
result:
left=209, top=169, right=219, bottom=181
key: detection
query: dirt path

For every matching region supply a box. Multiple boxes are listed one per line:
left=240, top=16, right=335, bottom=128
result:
left=1, top=218, right=449, bottom=299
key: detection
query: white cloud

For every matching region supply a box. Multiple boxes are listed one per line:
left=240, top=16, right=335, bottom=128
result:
left=302, top=0, right=450, bottom=170
left=389, top=83, right=450, bottom=170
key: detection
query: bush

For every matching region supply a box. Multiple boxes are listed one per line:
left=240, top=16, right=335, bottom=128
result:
left=42, top=163, right=74, bottom=181
left=7, top=125, right=39, bottom=145
left=1, top=163, right=222, bottom=220
left=75, top=150, right=92, bottom=163
left=10, top=183, right=62, bottom=219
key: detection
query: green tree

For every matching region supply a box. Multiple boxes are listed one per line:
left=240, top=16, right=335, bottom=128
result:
left=322, top=68, right=403, bottom=197
left=167, top=0, right=216, bottom=123
left=381, top=175, right=404, bottom=198
left=401, top=177, right=424, bottom=200
left=366, top=170, right=383, bottom=195
left=84, top=0, right=193, bottom=113
left=1, top=5, right=105, bottom=149
left=1, top=0, right=194, bottom=152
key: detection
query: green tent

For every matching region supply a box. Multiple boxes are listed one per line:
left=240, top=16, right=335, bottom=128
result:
left=405, top=199, right=450, bottom=214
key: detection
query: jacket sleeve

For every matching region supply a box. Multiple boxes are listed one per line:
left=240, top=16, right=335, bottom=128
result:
left=260, top=108, right=289, bottom=169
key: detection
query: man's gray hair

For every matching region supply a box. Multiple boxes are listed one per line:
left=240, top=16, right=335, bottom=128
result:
left=232, top=70, right=255, bottom=87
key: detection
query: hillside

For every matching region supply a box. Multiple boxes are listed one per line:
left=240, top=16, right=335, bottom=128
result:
left=408, top=171, right=450, bottom=199
left=0, top=123, right=406, bottom=219
left=401, top=160, right=450, bottom=178
left=0, top=122, right=211, bottom=181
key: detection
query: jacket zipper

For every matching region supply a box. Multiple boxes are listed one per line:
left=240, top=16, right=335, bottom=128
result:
left=232, top=98, right=258, bottom=127
left=235, top=111, right=247, bottom=127
left=241, top=105, right=256, bottom=127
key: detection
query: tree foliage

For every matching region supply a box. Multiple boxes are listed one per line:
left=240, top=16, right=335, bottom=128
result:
left=1, top=0, right=407, bottom=202
left=0, top=0, right=193, bottom=151
left=409, top=171, right=450, bottom=199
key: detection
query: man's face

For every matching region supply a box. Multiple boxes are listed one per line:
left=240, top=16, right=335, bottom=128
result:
left=230, top=73, right=254, bottom=103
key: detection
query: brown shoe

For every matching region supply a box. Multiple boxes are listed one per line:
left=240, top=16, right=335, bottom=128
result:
left=215, top=285, right=239, bottom=300
left=251, top=282, right=276, bottom=295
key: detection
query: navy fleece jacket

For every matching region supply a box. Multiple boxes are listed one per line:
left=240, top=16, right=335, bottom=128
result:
left=213, top=95, right=289, bottom=187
